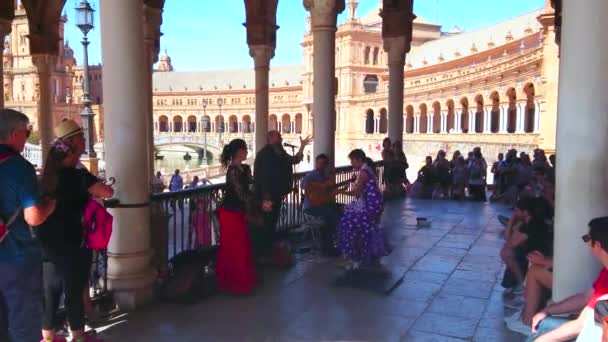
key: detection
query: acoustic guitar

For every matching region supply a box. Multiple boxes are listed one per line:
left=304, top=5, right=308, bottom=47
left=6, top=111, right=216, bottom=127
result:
left=305, top=178, right=354, bottom=207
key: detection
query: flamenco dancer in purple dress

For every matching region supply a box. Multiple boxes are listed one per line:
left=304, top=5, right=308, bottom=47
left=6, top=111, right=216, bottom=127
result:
left=337, top=149, right=390, bottom=269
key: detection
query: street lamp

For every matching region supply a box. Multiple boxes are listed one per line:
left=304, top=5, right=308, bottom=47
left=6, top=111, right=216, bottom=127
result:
left=66, top=87, right=72, bottom=119
left=202, top=99, right=208, bottom=161
left=217, top=97, right=223, bottom=146
left=75, top=0, right=96, bottom=158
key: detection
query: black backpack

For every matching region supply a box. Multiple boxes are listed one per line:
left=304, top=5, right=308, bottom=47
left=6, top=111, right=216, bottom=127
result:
left=157, top=247, right=218, bottom=304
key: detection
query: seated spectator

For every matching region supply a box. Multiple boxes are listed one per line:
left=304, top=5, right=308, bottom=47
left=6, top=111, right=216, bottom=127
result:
left=451, top=156, right=467, bottom=200
left=500, top=198, right=553, bottom=296
left=409, top=156, right=434, bottom=199
left=522, top=216, right=608, bottom=341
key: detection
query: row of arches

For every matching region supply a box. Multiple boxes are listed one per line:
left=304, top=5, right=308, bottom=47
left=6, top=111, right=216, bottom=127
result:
left=365, top=84, right=538, bottom=134
left=155, top=113, right=303, bottom=134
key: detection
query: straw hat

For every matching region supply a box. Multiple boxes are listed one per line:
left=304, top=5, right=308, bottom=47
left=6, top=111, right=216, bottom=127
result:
left=54, top=119, right=83, bottom=140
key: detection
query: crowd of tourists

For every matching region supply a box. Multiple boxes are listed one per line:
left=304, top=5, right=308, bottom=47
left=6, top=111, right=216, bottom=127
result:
left=0, top=110, right=114, bottom=342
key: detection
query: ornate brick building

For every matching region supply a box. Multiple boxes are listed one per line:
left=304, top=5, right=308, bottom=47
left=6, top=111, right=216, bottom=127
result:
left=151, top=2, right=558, bottom=163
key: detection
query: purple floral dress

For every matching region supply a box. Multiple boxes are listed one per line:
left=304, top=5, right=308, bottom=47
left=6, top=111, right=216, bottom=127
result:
left=336, top=165, right=389, bottom=264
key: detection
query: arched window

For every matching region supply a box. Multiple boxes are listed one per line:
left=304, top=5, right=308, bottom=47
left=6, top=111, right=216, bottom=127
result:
left=364, top=46, right=371, bottom=65
left=173, top=116, right=183, bottom=132
left=365, top=109, right=374, bottom=134
left=379, top=108, right=388, bottom=134
left=363, top=75, right=379, bottom=94
left=159, top=115, right=168, bottom=132
left=405, top=105, right=414, bottom=133
left=281, top=114, right=291, bottom=133
left=295, top=113, right=303, bottom=134
left=373, top=47, right=379, bottom=65
left=269, top=114, right=278, bottom=131
left=242, top=115, right=252, bottom=133
left=187, top=115, right=197, bottom=132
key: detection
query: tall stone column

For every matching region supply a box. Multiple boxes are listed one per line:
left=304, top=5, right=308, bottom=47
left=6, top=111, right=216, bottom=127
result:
left=428, top=114, right=434, bottom=134
left=32, top=55, right=56, bottom=160
left=100, top=0, right=155, bottom=309
left=440, top=111, right=447, bottom=133
left=469, top=110, right=476, bottom=133
left=455, top=110, right=462, bottom=133
left=305, top=0, right=344, bottom=165
left=384, top=36, right=406, bottom=142
left=553, top=0, right=608, bottom=301
left=534, top=100, right=541, bottom=132
left=143, top=4, right=163, bottom=187
left=249, top=45, right=274, bottom=152
left=414, top=114, right=419, bottom=133
left=499, top=104, right=508, bottom=133
left=516, top=101, right=526, bottom=133
left=0, top=19, right=11, bottom=110
left=483, top=107, right=491, bottom=133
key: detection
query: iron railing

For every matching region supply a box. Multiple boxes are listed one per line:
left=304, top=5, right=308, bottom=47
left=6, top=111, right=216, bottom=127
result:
left=149, top=162, right=385, bottom=272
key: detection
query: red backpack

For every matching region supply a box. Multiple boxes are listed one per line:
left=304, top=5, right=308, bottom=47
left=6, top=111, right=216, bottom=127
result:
left=0, top=153, right=20, bottom=244
left=83, top=198, right=113, bottom=250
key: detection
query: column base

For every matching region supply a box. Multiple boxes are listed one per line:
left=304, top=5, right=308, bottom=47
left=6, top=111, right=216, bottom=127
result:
left=108, top=267, right=157, bottom=310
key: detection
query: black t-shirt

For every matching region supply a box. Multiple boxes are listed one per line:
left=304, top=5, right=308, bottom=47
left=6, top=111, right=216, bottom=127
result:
left=520, top=219, right=554, bottom=257
left=37, top=167, right=98, bottom=259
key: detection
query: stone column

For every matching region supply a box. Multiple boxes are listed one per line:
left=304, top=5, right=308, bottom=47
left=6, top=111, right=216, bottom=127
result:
left=469, top=110, right=476, bottom=133
left=499, top=104, right=508, bottom=133
left=483, top=107, right=491, bottom=133
left=305, top=0, right=344, bottom=165
left=553, top=0, right=608, bottom=301
left=143, top=4, right=162, bottom=186
left=534, top=100, right=541, bottom=132
left=455, top=110, right=461, bottom=133
left=414, top=114, right=419, bottom=133
left=249, top=45, right=274, bottom=152
left=100, top=0, right=155, bottom=309
left=0, top=19, right=11, bottom=109
left=32, top=55, right=56, bottom=160
left=428, top=114, right=434, bottom=134
left=516, top=101, right=526, bottom=133
left=384, top=36, right=406, bottom=142
left=441, top=111, right=447, bottom=133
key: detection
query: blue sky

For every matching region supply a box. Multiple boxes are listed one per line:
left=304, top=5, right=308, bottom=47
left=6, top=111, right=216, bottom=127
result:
left=64, top=0, right=545, bottom=71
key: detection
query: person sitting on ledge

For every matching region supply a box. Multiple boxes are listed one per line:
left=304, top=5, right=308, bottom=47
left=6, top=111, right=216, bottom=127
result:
left=523, top=216, right=608, bottom=342
left=409, top=156, right=435, bottom=199
left=302, top=154, right=341, bottom=256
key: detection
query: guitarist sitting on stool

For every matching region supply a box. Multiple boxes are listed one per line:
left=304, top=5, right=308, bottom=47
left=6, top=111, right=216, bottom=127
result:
left=302, top=154, right=346, bottom=255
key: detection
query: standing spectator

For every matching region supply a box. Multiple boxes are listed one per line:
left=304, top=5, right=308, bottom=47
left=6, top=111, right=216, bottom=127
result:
left=0, top=109, right=56, bottom=342
left=187, top=176, right=200, bottom=189
left=451, top=156, right=467, bottom=200
left=492, top=152, right=504, bottom=187
left=467, top=147, right=487, bottom=201
left=432, top=150, right=451, bottom=198
left=169, top=169, right=184, bottom=211
left=253, top=131, right=311, bottom=259
left=37, top=125, right=113, bottom=342
left=169, top=169, right=184, bottom=192
left=152, top=171, right=165, bottom=193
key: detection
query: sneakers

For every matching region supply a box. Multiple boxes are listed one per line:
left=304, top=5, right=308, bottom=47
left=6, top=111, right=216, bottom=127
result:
left=512, top=282, right=525, bottom=295
left=504, top=310, right=531, bottom=336
left=504, top=295, right=525, bottom=309
left=498, top=214, right=510, bottom=227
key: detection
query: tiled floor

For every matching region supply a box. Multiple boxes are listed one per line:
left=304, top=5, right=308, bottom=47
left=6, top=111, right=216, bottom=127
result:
left=97, top=198, right=526, bottom=341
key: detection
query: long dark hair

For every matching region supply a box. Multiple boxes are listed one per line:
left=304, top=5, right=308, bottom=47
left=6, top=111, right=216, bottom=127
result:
left=40, top=139, right=77, bottom=196
left=220, top=138, right=247, bottom=169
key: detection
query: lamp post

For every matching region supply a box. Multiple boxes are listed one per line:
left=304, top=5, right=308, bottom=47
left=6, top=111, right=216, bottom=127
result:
left=202, top=99, right=208, bottom=161
left=217, top=97, right=223, bottom=146
left=66, top=87, right=72, bottom=119
left=75, top=0, right=96, bottom=158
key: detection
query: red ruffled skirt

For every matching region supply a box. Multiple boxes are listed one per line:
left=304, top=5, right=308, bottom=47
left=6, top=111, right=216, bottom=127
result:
left=216, top=207, right=258, bottom=295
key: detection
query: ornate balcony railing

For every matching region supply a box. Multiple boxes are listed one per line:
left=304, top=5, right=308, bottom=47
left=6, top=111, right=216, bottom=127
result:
left=23, top=143, right=42, bottom=167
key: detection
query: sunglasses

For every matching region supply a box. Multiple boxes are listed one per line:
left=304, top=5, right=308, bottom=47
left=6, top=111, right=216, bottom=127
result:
left=582, top=234, right=592, bottom=243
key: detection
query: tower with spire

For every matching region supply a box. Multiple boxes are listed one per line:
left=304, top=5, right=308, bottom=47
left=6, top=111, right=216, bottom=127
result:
left=156, top=49, right=174, bottom=72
